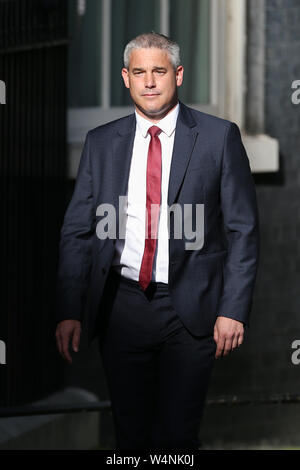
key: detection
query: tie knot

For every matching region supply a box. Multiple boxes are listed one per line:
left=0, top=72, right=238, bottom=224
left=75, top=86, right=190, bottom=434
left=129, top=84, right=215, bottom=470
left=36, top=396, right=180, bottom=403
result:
left=148, top=126, right=161, bottom=138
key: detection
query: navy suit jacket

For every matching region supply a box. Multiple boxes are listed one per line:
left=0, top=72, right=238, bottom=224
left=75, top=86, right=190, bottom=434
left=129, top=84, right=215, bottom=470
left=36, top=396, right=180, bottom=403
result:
left=56, top=102, right=260, bottom=345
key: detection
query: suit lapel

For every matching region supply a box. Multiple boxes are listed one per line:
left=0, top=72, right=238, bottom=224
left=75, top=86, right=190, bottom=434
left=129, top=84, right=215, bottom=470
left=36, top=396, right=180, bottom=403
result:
left=111, top=113, right=135, bottom=234
left=111, top=113, right=136, bottom=199
left=168, top=103, right=198, bottom=206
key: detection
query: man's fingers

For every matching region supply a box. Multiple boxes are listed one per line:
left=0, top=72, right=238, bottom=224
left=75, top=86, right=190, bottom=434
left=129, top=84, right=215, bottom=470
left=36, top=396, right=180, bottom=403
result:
left=231, top=334, right=239, bottom=350
left=223, top=337, right=233, bottom=356
left=56, top=326, right=73, bottom=364
left=215, top=333, right=244, bottom=358
left=213, top=317, right=245, bottom=358
left=213, top=327, right=219, bottom=345
left=237, top=333, right=244, bottom=347
left=215, top=335, right=225, bottom=358
left=55, top=321, right=82, bottom=363
left=72, top=325, right=81, bottom=352
left=232, top=333, right=244, bottom=350
left=61, top=333, right=73, bottom=364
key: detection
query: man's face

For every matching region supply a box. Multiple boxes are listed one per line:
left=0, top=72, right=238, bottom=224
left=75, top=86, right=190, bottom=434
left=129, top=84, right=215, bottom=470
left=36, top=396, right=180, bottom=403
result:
left=122, top=48, right=184, bottom=122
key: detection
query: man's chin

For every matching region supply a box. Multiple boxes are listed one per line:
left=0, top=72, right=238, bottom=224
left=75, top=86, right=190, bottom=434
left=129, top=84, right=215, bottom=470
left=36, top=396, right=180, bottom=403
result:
left=135, top=102, right=175, bottom=120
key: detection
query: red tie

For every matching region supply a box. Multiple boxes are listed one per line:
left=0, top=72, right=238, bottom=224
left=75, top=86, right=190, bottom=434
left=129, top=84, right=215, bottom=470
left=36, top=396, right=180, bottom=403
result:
left=139, top=126, right=162, bottom=291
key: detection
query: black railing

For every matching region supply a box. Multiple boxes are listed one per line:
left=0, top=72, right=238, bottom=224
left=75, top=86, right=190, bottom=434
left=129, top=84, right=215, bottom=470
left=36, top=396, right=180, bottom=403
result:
left=1, top=393, right=300, bottom=418
left=0, top=0, right=67, bottom=50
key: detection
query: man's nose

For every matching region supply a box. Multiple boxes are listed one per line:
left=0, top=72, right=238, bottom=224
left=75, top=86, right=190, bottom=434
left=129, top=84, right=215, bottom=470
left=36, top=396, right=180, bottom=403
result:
left=144, top=73, right=156, bottom=88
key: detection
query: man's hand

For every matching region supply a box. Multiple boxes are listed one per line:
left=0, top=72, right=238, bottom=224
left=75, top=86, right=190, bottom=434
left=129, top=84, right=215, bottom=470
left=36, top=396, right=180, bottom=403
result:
left=55, top=320, right=81, bottom=364
left=213, top=316, right=244, bottom=359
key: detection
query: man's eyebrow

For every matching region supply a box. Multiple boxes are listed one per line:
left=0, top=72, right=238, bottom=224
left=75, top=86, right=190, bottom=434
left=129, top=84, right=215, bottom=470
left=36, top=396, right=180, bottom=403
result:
left=131, top=66, right=168, bottom=72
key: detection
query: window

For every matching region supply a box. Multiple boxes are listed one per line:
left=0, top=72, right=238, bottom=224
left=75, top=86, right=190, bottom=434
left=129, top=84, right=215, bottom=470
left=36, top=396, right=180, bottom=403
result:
left=170, top=0, right=210, bottom=104
left=68, top=0, right=279, bottom=176
left=68, top=0, right=103, bottom=107
left=68, top=0, right=225, bottom=145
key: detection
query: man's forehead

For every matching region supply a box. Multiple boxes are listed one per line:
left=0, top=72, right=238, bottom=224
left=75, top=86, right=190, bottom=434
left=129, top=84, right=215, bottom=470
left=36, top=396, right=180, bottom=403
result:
left=128, top=48, right=171, bottom=67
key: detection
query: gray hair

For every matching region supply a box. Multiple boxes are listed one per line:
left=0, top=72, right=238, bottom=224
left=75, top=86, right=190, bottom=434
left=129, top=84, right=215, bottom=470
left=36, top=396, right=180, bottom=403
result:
left=123, top=32, right=181, bottom=70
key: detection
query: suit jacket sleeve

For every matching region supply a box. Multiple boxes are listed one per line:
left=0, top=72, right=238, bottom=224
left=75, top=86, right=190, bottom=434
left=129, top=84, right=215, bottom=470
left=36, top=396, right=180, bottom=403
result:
left=56, top=131, right=94, bottom=324
left=217, top=122, right=260, bottom=326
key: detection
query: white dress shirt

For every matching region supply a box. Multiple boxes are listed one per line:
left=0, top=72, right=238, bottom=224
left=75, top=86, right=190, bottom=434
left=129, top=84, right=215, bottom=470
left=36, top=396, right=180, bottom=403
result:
left=112, top=102, right=180, bottom=283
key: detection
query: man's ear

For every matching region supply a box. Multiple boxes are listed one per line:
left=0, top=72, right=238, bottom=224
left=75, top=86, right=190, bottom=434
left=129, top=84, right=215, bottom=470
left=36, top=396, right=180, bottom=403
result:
left=122, top=68, right=130, bottom=88
left=176, top=65, right=184, bottom=87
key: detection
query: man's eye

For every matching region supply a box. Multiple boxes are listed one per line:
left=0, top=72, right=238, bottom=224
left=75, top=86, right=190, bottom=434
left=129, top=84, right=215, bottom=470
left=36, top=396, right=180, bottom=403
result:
left=156, top=70, right=165, bottom=75
left=134, top=71, right=143, bottom=75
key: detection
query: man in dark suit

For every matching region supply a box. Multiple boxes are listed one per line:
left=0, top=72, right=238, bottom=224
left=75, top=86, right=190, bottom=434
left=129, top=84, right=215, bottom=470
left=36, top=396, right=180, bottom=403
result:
left=55, top=32, right=259, bottom=450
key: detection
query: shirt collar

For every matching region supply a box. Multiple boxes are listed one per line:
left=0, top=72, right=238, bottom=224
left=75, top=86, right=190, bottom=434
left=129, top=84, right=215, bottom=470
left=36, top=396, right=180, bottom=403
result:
left=135, top=102, right=180, bottom=138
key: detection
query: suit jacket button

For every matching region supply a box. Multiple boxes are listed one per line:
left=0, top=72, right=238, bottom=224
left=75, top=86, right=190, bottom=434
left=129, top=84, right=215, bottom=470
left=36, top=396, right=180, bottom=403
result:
left=102, top=267, right=107, bottom=275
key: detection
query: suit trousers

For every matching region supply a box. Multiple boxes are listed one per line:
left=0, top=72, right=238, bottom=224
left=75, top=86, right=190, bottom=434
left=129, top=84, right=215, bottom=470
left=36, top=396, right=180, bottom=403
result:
left=97, top=268, right=216, bottom=450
